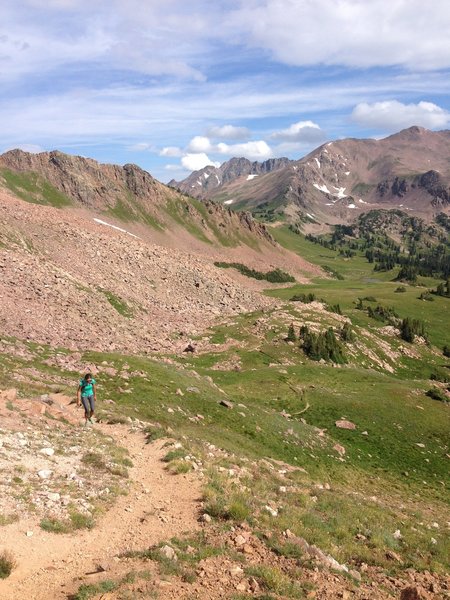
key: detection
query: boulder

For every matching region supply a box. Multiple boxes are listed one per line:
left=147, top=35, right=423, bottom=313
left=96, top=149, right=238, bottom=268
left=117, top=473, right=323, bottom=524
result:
left=335, top=419, right=356, bottom=430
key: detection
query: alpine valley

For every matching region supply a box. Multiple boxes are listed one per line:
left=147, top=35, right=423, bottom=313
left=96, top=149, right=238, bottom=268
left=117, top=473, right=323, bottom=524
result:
left=0, top=127, right=449, bottom=600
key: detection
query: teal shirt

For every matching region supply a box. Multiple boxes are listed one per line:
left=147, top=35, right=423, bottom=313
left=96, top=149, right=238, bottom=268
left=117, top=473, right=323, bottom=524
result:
left=79, top=378, right=96, bottom=397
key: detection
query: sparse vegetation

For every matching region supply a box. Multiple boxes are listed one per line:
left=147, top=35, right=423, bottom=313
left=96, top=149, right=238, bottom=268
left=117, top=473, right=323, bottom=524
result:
left=214, top=261, right=295, bottom=283
left=426, top=387, right=448, bottom=403
left=71, top=579, right=118, bottom=600
left=0, top=550, right=17, bottom=579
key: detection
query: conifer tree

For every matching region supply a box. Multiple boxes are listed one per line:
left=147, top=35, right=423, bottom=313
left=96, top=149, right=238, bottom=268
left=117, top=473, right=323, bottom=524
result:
left=287, top=323, right=297, bottom=342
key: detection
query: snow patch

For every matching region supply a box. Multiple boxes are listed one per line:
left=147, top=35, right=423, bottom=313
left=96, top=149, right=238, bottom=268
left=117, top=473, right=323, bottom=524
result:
left=246, top=174, right=259, bottom=181
left=314, top=158, right=321, bottom=169
left=348, top=203, right=356, bottom=209
left=345, top=171, right=350, bottom=175
left=223, top=199, right=234, bottom=205
left=215, top=174, right=220, bottom=184
left=358, top=198, right=368, bottom=204
left=327, top=142, right=333, bottom=147
left=306, top=213, right=315, bottom=219
left=313, top=183, right=331, bottom=194
left=204, top=172, right=210, bottom=179
left=94, top=219, right=140, bottom=239
left=332, top=186, right=347, bottom=199
left=196, top=179, right=202, bottom=186
left=325, top=203, right=334, bottom=206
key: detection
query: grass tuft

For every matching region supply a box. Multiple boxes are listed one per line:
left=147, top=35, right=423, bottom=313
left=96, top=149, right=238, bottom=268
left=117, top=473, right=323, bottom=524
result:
left=0, top=550, right=17, bottom=579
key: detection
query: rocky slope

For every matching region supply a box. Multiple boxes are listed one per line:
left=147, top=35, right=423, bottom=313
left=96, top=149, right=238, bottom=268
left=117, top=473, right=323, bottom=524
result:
left=0, top=189, right=283, bottom=354
left=0, top=148, right=324, bottom=354
left=171, top=127, right=450, bottom=226
left=0, top=149, right=275, bottom=247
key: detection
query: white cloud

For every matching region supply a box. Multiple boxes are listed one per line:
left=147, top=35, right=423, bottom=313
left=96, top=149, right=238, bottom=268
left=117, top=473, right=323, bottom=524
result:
left=270, top=120, right=325, bottom=143
left=181, top=153, right=220, bottom=171
left=216, top=140, right=273, bottom=160
left=351, top=100, right=450, bottom=131
left=185, top=136, right=273, bottom=161
left=187, top=136, right=212, bottom=153
left=230, top=0, right=450, bottom=70
left=128, top=142, right=152, bottom=151
left=160, top=146, right=183, bottom=157
left=206, top=124, right=250, bottom=140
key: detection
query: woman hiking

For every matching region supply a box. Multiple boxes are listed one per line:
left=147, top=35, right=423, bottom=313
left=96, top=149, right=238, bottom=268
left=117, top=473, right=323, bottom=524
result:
left=77, top=373, right=97, bottom=425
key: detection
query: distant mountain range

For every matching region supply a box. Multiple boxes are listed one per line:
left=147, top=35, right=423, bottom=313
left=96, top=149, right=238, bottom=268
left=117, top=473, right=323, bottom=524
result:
left=169, top=127, right=450, bottom=226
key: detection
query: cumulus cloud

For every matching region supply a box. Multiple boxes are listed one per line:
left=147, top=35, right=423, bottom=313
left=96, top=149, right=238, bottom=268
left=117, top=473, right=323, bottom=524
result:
left=216, top=140, right=273, bottom=160
left=351, top=100, right=450, bottom=131
left=206, top=124, right=251, bottom=140
left=187, top=136, right=212, bottom=153
left=230, top=0, right=450, bottom=71
left=185, top=136, right=273, bottom=161
left=181, top=152, right=220, bottom=171
left=270, top=120, right=325, bottom=143
left=160, top=146, right=183, bottom=157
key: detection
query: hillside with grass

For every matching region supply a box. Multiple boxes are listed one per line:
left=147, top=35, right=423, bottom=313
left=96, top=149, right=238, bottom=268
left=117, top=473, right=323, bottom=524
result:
left=0, top=153, right=449, bottom=599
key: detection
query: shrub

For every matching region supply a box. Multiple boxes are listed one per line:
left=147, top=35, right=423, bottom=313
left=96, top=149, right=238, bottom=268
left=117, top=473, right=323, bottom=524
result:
left=426, top=388, right=448, bottom=403
left=286, top=323, right=297, bottom=342
left=418, top=291, right=434, bottom=301
left=290, top=293, right=316, bottom=303
left=400, top=317, right=426, bottom=343
left=396, top=265, right=417, bottom=283
left=327, top=303, right=342, bottom=315
left=443, top=345, right=450, bottom=358
left=395, top=286, right=406, bottom=293
left=323, top=265, right=344, bottom=280
left=40, top=517, right=71, bottom=534
left=72, top=580, right=117, bottom=600
left=340, top=322, right=355, bottom=342
left=0, top=550, right=16, bottom=579
left=367, top=304, right=398, bottom=323
left=299, top=326, right=347, bottom=364
left=214, top=262, right=295, bottom=283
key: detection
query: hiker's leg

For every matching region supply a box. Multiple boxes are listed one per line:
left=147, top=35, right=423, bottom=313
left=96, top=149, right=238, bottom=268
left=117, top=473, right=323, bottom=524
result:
left=88, top=395, right=95, bottom=419
left=81, top=397, right=89, bottom=419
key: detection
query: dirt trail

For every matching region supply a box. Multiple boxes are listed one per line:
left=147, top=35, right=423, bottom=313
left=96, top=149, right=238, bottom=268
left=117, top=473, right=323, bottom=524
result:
left=0, top=423, right=201, bottom=600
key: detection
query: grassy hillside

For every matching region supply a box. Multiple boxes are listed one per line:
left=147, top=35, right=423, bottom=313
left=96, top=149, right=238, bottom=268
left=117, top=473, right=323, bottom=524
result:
left=1, top=298, right=449, bottom=583
left=269, top=225, right=450, bottom=349
left=1, top=216, right=449, bottom=597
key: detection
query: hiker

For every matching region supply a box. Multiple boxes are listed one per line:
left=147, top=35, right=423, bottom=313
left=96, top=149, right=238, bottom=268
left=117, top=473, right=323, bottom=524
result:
left=77, top=373, right=97, bottom=425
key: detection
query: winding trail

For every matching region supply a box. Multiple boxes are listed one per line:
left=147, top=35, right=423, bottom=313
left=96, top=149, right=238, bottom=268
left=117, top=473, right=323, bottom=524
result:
left=0, top=423, right=201, bottom=600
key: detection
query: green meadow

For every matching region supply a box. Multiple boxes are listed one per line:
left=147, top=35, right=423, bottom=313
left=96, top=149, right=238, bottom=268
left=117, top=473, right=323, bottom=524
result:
left=1, top=223, right=449, bottom=584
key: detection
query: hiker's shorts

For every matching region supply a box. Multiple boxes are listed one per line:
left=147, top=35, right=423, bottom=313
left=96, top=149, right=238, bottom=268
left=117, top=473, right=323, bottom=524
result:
left=81, top=395, right=95, bottom=414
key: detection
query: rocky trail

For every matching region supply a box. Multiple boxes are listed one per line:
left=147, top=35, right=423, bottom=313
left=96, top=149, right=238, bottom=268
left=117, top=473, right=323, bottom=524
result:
left=0, top=415, right=202, bottom=600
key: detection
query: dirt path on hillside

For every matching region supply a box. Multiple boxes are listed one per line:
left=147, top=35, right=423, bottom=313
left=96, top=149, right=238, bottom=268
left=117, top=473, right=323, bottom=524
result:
left=0, top=423, right=201, bottom=600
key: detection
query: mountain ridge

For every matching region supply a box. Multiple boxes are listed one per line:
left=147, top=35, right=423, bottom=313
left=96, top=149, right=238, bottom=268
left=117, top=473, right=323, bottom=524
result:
left=169, top=127, right=450, bottom=226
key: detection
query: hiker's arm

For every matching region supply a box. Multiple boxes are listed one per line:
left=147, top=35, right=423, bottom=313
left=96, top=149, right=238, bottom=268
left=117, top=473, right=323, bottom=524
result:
left=76, top=385, right=81, bottom=406
left=92, top=383, right=97, bottom=400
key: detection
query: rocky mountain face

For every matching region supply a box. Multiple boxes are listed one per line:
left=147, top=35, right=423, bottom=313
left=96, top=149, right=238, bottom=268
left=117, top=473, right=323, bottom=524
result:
left=171, top=127, right=450, bottom=225
left=0, top=151, right=322, bottom=355
left=168, top=156, right=292, bottom=198
left=0, top=149, right=275, bottom=247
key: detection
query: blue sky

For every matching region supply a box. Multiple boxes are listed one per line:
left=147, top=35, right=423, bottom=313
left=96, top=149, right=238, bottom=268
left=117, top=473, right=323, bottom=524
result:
left=1, top=0, right=450, bottom=182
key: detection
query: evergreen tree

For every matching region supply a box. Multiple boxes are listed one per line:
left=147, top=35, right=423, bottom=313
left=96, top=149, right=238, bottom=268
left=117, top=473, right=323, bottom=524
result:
left=287, top=323, right=297, bottom=342
left=341, top=322, right=355, bottom=342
